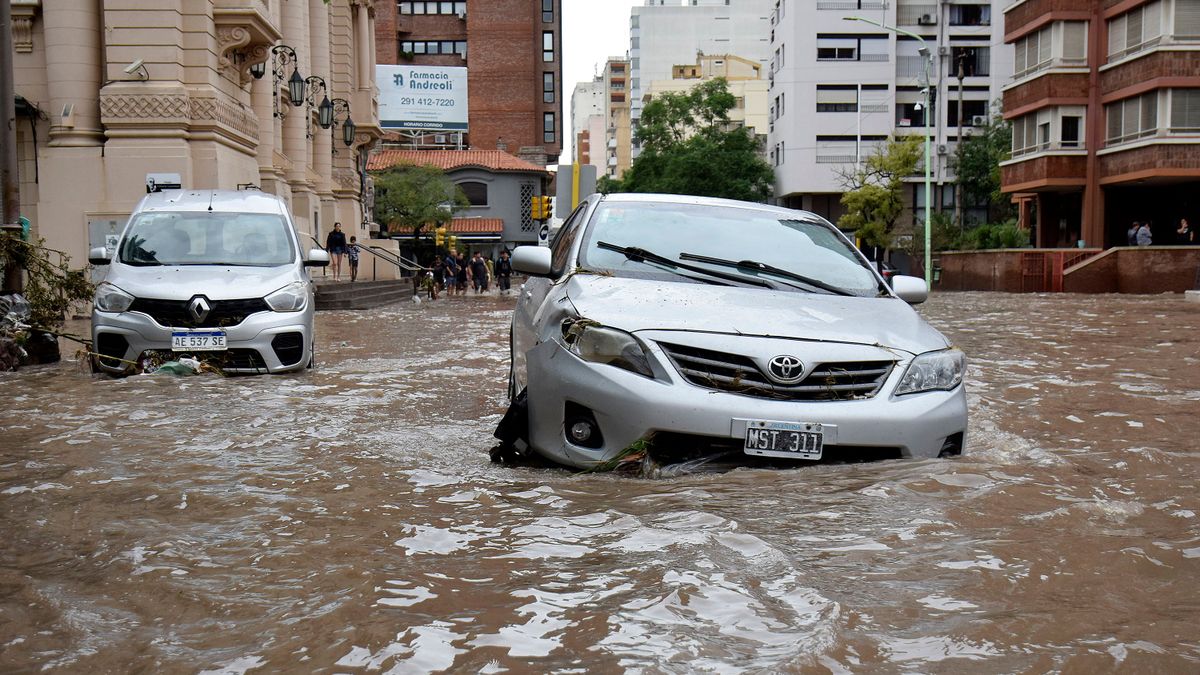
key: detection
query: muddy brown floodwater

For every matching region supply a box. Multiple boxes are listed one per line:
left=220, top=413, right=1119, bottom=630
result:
left=1, top=291, right=1199, bottom=673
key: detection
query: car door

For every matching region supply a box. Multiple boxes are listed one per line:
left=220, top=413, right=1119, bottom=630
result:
left=511, top=201, right=590, bottom=394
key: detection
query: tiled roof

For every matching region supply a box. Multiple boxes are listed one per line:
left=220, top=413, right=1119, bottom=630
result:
left=446, top=218, right=504, bottom=234
left=368, top=149, right=549, bottom=174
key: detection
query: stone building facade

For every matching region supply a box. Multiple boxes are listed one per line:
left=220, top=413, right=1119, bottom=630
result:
left=1000, top=0, right=1200, bottom=247
left=374, top=0, right=563, bottom=166
left=10, top=0, right=384, bottom=266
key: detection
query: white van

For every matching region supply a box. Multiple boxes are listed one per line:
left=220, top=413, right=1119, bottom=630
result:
left=89, top=190, right=329, bottom=374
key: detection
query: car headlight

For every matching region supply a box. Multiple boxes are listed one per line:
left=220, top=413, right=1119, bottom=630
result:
left=895, top=348, right=965, bottom=395
left=264, top=281, right=309, bottom=312
left=562, top=321, right=654, bottom=378
left=94, top=283, right=134, bottom=313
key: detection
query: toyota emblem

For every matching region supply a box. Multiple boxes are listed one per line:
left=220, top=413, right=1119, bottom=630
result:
left=767, top=355, right=805, bottom=384
left=187, top=296, right=211, bottom=323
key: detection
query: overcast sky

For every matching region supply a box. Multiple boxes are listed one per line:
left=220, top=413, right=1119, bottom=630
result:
left=558, top=0, right=641, bottom=165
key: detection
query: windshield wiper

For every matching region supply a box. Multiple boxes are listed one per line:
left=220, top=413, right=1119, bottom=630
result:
left=596, top=241, right=771, bottom=288
left=678, top=252, right=857, bottom=297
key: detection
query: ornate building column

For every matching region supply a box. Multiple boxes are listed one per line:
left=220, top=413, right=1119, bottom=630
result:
left=42, top=1, right=102, bottom=146
left=309, top=0, right=335, bottom=239
left=280, top=0, right=314, bottom=237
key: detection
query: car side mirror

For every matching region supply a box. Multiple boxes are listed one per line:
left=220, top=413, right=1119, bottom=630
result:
left=891, top=275, right=928, bottom=304
left=511, top=245, right=553, bottom=277
left=89, top=246, right=111, bottom=265
left=304, top=248, right=330, bottom=267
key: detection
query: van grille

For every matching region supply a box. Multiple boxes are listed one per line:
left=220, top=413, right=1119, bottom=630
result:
left=658, top=342, right=893, bottom=401
left=129, top=297, right=269, bottom=328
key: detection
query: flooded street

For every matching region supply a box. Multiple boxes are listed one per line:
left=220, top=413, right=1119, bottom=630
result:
left=2, top=291, right=1199, bottom=673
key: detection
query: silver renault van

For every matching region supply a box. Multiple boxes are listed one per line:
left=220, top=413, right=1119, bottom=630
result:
left=89, top=189, right=329, bottom=374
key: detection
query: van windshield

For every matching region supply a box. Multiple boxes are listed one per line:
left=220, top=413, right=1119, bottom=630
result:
left=119, top=212, right=296, bottom=266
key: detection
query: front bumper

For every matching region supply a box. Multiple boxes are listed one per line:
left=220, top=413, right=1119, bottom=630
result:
left=91, top=306, right=313, bottom=374
left=524, top=336, right=967, bottom=468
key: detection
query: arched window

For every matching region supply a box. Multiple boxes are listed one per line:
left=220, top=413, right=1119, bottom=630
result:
left=459, top=181, right=488, bottom=206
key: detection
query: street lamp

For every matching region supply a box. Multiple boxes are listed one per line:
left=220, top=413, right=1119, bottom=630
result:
left=330, top=98, right=355, bottom=148
left=304, top=75, right=330, bottom=138
left=266, top=44, right=304, bottom=118
left=845, top=15, right=934, bottom=288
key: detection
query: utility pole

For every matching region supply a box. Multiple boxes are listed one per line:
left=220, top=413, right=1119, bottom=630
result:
left=954, top=51, right=965, bottom=231
left=1, top=0, right=25, bottom=293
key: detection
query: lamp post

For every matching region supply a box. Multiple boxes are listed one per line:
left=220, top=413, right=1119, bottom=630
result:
left=304, top=76, right=330, bottom=138
left=330, top=98, right=355, bottom=149
left=263, top=44, right=304, bottom=119
left=845, top=15, right=934, bottom=288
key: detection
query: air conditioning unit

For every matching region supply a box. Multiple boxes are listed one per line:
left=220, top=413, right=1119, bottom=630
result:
left=937, top=144, right=948, bottom=155
left=434, top=134, right=448, bottom=144
left=970, top=115, right=988, bottom=126
left=917, top=14, right=937, bottom=25
left=938, top=46, right=950, bottom=56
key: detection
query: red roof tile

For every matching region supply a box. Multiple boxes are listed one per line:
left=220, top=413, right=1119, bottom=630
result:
left=446, top=218, right=504, bottom=234
left=368, top=149, right=549, bottom=174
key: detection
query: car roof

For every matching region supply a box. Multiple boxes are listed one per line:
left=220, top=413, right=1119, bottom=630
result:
left=135, top=189, right=288, bottom=215
left=595, top=192, right=827, bottom=222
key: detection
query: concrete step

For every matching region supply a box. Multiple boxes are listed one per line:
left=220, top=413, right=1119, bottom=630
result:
left=314, top=279, right=417, bottom=311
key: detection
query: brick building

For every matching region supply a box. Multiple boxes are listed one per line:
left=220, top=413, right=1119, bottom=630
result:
left=1000, top=0, right=1200, bottom=248
left=375, top=0, right=563, bottom=166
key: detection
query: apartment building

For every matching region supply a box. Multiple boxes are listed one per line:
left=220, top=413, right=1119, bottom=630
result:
left=10, top=0, right=383, bottom=266
left=645, top=54, right=770, bottom=140
left=769, top=0, right=1011, bottom=223
left=604, top=58, right=634, bottom=179
left=1000, top=0, right=1200, bottom=248
left=570, top=80, right=605, bottom=171
left=629, top=0, right=774, bottom=159
left=375, top=0, right=563, bottom=165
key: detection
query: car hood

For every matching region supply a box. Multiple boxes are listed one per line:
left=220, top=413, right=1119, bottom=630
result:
left=103, top=264, right=303, bottom=301
left=563, top=275, right=948, bottom=355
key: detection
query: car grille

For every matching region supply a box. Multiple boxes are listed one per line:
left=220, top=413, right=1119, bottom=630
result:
left=658, top=342, right=894, bottom=401
left=95, top=333, right=130, bottom=369
left=220, top=348, right=268, bottom=371
left=129, top=298, right=270, bottom=328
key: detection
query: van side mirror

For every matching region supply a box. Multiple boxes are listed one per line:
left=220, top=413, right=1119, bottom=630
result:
left=304, top=248, right=330, bottom=267
left=891, top=275, right=928, bottom=304
left=89, top=246, right=111, bottom=265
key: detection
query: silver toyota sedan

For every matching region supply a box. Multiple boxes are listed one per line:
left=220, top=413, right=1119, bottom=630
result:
left=502, top=193, right=966, bottom=469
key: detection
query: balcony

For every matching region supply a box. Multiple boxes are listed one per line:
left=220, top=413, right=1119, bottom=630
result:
left=1003, top=71, right=1089, bottom=115
left=1100, top=50, right=1200, bottom=97
left=213, top=0, right=282, bottom=85
left=1000, top=152, right=1088, bottom=192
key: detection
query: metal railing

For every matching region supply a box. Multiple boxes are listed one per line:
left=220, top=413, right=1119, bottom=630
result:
left=300, top=232, right=417, bottom=282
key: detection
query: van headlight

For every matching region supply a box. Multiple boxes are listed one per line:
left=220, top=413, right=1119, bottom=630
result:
left=264, top=282, right=308, bottom=312
left=94, top=283, right=134, bottom=313
left=895, top=348, right=965, bottom=395
left=562, top=321, right=654, bottom=378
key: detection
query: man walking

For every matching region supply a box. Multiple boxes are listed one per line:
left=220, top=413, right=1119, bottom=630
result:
left=495, top=250, right=513, bottom=295
left=470, top=251, right=489, bottom=294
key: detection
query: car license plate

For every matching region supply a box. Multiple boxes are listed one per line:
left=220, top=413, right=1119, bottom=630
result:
left=743, top=420, right=824, bottom=460
left=171, top=330, right=227, bottom=351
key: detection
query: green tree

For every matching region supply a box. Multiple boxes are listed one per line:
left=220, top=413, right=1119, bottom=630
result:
left=618, top=78, right=774, bottom=202
left=836, top=135, right=923, bottom=250
left=953, top=110, right=1014, bottom=222
left=372, top=165, right=468, bottom=239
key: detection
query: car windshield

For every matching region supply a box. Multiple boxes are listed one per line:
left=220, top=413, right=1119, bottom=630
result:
left=119, top=211, right=295, bottom=266
left=577, top=201, right=881, bottom=296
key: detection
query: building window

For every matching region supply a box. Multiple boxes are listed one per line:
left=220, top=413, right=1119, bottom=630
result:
left=543, top=112, right=556, bottom=143
left=543, top=72, right=555, bottom=103
left=542, top=0, right=554, bottom=23
left=896, top=102, right=926, bottom=127
left=1170, top=88, right=1200, bottom=132
left=400, top=1, right=466, bottom=16
left=1179, top=0, right=1200, bottom=38
left=400, top=40, right=467, bottom=59
left=816, top=85, right=857, bottom=112
left=1108, top=1, right=1163, bottom=61
left=947, top=99, right=988, bottom=127
left=1013, top=26, right=1051, bottom=78
left=948, top=4, right=991, bottom=27
left=458, top=181, right=488, bottom=206
left=816, top=34, right=888, bottom=62
left=1061, top=115, right=1081, bottom=147
left=950, top=46, right=990, bottom=77
left=543, top=31, right=554, bottom=62
left=1106, top=92, right=1159, bottom=145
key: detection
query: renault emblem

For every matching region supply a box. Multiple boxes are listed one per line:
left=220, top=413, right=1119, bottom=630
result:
left=767, top=355, right=804, bottom=384
left=187, top=296, right=211, bottom=323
